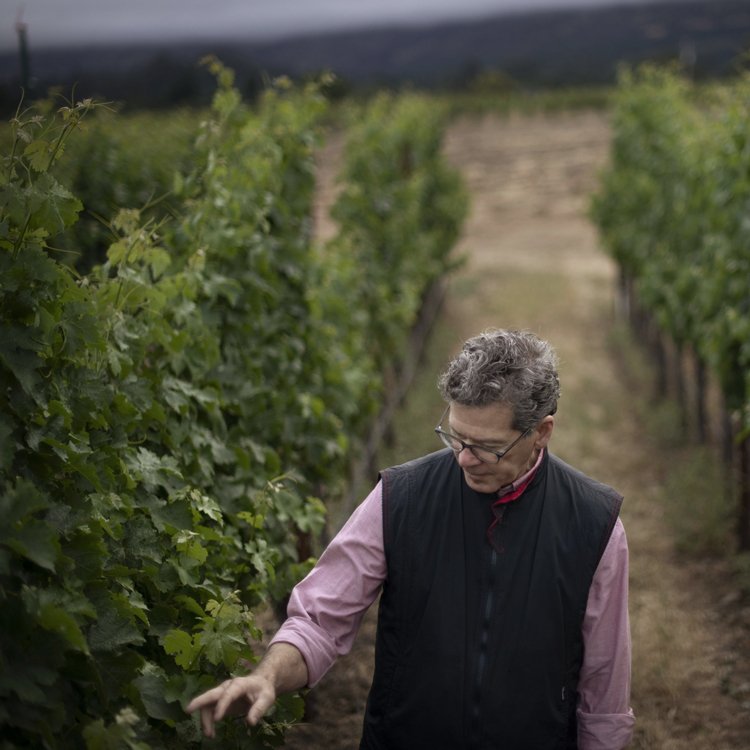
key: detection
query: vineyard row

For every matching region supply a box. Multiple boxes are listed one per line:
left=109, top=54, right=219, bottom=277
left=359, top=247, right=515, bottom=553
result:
left=0, top=64, right=467, bottom=748
left=592, top=66, right=750, bottom=549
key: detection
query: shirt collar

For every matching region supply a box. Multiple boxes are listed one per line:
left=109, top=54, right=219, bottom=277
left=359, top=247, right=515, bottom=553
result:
left=496, top=447, right=545, bottom=500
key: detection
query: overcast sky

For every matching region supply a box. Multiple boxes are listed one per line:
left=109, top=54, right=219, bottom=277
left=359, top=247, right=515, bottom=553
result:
left=2, top=0, right=677, bottom=52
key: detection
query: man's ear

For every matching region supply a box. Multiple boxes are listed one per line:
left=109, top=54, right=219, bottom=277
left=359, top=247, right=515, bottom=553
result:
left=534, top=415, right=554, bottom=450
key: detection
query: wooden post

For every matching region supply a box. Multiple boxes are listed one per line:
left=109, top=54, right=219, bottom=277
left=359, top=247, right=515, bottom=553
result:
left=652, top=325, right=668, bottom=401
left=616, top=266, right=631, bottom=323
left=16, top=17, right=31, bottom=94
left=738, top=434, right=750, bottom=551
left=675, top=342, right=688, bottom=433
left=721, top=402, right=734, bottom=468
left=694, top=353, right=707, bottom=443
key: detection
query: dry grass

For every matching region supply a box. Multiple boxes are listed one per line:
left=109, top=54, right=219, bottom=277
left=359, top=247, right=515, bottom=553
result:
left=601, top=326, right=750, bottom=749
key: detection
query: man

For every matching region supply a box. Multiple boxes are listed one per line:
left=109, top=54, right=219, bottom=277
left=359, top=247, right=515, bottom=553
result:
left=187, top=328, right=635, bottom=749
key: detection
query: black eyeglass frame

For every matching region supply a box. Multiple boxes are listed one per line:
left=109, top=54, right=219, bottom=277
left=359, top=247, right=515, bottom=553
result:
left=434, top=405, right=532, bottom=464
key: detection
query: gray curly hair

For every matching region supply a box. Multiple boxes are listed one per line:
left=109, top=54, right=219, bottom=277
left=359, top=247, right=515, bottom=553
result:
left=438, top=329, right=560, bottom=431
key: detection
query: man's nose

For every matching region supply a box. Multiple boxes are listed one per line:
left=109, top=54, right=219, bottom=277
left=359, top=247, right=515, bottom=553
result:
left=456, top=446, right=482, bottom=468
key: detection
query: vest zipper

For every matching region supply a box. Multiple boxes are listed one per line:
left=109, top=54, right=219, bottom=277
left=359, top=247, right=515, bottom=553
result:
left=470, top=540, right=499, bottom=746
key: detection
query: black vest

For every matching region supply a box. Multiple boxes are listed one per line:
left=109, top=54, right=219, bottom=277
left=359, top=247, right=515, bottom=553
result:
left=360, top=449, right=622, bottom=750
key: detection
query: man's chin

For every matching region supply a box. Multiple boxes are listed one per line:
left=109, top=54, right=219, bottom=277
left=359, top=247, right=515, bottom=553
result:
left=464, top=473, right=500, bottom=494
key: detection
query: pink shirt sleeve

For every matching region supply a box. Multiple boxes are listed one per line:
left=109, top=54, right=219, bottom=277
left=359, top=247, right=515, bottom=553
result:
left=577, top=517, right=636, bottom=749
left=269, top=481, right=386, bottom=686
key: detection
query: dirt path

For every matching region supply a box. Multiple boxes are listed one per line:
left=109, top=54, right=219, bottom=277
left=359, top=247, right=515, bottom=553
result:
left=284, top=111, right=750, bottom=748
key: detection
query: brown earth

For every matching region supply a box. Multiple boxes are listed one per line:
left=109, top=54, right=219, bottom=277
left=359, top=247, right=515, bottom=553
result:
left=281, top=110, right=750, bottom=748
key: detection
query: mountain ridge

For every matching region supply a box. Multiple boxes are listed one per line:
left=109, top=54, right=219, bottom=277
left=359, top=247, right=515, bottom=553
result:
left=1, top=0, right=748, bottom=110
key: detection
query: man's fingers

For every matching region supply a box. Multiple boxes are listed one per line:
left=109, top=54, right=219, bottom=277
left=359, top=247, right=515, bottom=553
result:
left=212, top=678, right=247, bottom=720
left=200, top=705, right=216, bottom=739
left=186, top=683, right=228, bottom=713
left=186, top=680, right=241, bottom=738
left=246, top=689, right=275, bottom=726
left=186, top=676, right=276, bottom=736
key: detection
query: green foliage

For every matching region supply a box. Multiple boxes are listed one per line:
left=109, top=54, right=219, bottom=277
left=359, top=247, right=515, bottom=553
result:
left=0, top=81, right=318, bottom=748
left=0, top=66, right=466, bottom=748
left=54, top=108, right=198, bottom=273
left=696, top=80, right=750, bottom=420
left=330, top=93, right=468, bottom=377
left=591, top=66, right=750, bottom=433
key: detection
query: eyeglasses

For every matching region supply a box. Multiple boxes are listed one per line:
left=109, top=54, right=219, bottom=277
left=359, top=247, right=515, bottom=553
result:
left=434, top=406, right=532, bottom=464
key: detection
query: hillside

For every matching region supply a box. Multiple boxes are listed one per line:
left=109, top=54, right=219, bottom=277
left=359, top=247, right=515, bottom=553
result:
left=247, top=0, right=750, bottom=86
left=1, top=0, right=749, bottom=110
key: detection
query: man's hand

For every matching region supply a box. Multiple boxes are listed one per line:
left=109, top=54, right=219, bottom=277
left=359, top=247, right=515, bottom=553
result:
left=185, top=643, right=309, bottom=738
left=186, top=673, right=276, bottom=738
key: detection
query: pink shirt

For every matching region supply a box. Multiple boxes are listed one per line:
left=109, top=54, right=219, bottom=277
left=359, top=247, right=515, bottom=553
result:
left=272, top=455, right=635, bottom=749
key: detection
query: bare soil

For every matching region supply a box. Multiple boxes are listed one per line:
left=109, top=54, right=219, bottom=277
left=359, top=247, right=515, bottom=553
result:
left=282, top=110, right=750, bottom=748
